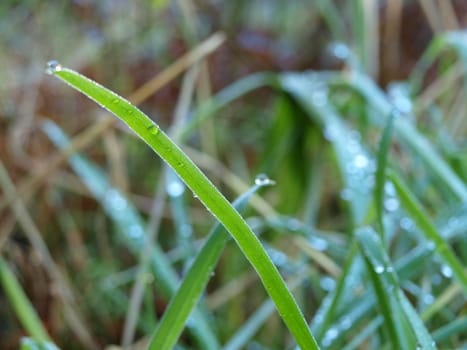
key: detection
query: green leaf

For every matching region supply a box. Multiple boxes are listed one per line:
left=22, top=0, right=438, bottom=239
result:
left=20, top=338, right=60, bottom=350
left=47, top=62, right=319, bottom=350
left=389, top=171, right=467, bottom=293
left=42, top=120, right=219, bottom=349
left=148, top=183, right=266, bottom=350
left=0, top=257, right=50, bottom=343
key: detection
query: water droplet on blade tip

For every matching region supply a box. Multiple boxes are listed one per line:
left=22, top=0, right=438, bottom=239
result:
left=46, top=60, right=62, bottom=75
left=254, top=173, right=276, bottom=186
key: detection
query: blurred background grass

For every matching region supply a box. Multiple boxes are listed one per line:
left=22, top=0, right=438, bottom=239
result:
left=0, top=1, right=466, bottom=349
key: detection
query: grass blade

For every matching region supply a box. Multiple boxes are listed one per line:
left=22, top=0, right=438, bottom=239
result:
left=356, top=227, right=437, bottom=350
left=20, top=338, right=60, bottom=350
left=42, top=120, right=219, bottom=349
left=148, top=183, right=266, bottom=350
left=356, top=227, right=412, bottom=350
left=335, top=71, right=467, bottom=200
left=389, top=171, right=467, bottom=293
left=46, top=62, right=319, bottom=350
left=0, top=257, right=51, bottom=342
left=374, top=111, right=394, bottom=240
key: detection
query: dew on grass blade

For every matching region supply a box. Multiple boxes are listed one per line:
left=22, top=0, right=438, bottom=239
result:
left=45, top=60, right=62, bottom=75
left=146, top=124, right=159, bottom=135
left=441, top=265, right=453, bottom=278
left=328, top=42, right=350, bottom=60
left=254, top=173, right=276, bottom=186
left=374, top=265, right=385, bottom=274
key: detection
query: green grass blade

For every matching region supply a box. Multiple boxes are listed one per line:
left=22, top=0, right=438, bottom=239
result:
left=20, top=338, right=60, bottom=350
left=336, top=72, right=467, bottom=200
left=280, top=73, right=374, bottom=224
left=42, top=120, right=219, bottom=349
left=148, top=183, right=265, bottom=350
left=397, top=290, right=437, bottom=350
left=310, top=241, right=359, bottom=342
left=374, top=111, right=394, bottom=240
left=0, top=257, right=51, bottom=342
left=181, top=72, right=277, bottom=139
left=356, top=227, right=434, bottom=349
left=432, top=316, right=467, bottom=343
left=47, top=62, right=319, bottom=350
left=355, top=227, right=412, bottom=350
left=389, top=171, right=467, bottom=293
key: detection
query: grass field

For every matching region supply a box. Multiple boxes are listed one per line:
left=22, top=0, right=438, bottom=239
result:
left=0, top=1, right=466, bottom=349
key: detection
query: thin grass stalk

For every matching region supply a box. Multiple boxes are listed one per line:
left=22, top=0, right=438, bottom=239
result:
left=47, top=63, right=319, bottom=350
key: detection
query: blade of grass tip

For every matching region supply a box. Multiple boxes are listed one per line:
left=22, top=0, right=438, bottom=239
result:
left=148, top=183, right=267, bottom=350
left=355, top=227, right=415, bottom=350
left=0, top=256, right=50, bottom=342
left=42, top=121, right=219, bottom=350
left=389, top=171, right=467, bottom=293
left=0, top=32, right=225, bottom=218
left=46, top=62, right=319, bottom=350
left=374, top=111, right=395, bottom=242
left=20, top=337, right=60, bottom=350
left=356, top=227, right=437, bottom=350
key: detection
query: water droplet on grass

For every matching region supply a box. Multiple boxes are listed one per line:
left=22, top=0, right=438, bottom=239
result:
left=384, top=197, right=399, bottom=212
left=426, top=241, right=436, bottom=251
left=375, top=265, right=385, bottom=274
left=254, top=173, right=276, bottom=186
left=146, top=124, right=159, bottom=135
left=167, top=179, right=184, bottom=197
left=329, top=42, right=350, bottom=60
left=46, top=60, right=62, bottom=75
left=441, top=265, right=453, bottom=278
left=320, top=276, right=336, bottom=291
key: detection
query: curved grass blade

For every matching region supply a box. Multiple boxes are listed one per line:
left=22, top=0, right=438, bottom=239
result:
left=148, top=183, right=266, bottom=350
left=356, top=227, right=428, bottom=350
left=46, top=62, right=319, bottom=350
left=0, top=257, right=51, bottom=343
left=374, top=111, right=395, bottom=240
left=280, top=73, right=375, bottom=225
left=389, top=171, right=467, bottom=293
left=42, top=120, right=219, bottom=349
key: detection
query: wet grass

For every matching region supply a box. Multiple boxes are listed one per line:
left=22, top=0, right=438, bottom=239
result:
left=1, top=1, right=466, bottom=350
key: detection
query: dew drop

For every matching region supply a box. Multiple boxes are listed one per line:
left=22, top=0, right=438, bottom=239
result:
left=425, top=241, right=436, bottom=251
left=329, top=42, right=350, bottom=60
left=320, top=276, right=336, bottom=291
left=112, top=98, right=119, bottom=105
left=375, top=265, right=385, bottom=274
left=166, top=180, right=184, bottom=197
left=146, top=124, right=159, bottom=135
left=254, top=173, right=276, bottom=186
left=45, top=60, right=62, bottom=75
left=441, top=265, right=453, bottom=278
left=384, top=198, right=399, bottom=212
